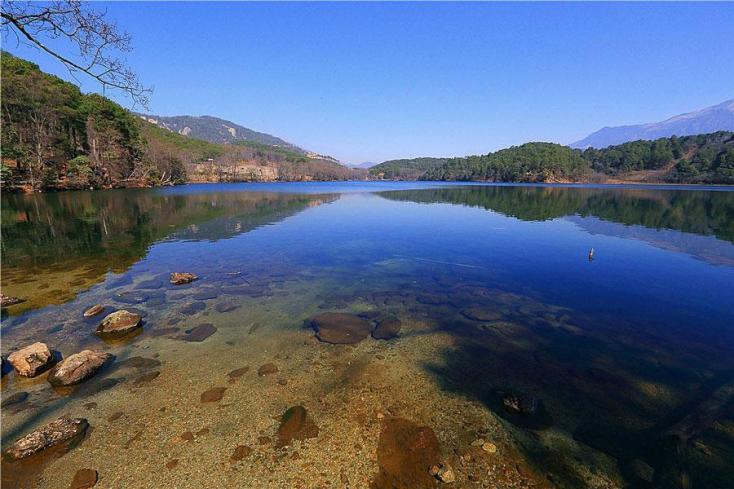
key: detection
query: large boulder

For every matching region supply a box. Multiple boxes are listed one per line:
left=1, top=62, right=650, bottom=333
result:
left=7, top=342, right=53, bottom=377
left=170, top=272, right=197, bottom=285
left=311, top=313, right=372, bottom=344
left=96, top=310, right=142, bottom=339
left=47, top=350, right=113, bottom=387
left=374, top=417, right=441, bottom=489
left=4, top=417, right=88, bottom=460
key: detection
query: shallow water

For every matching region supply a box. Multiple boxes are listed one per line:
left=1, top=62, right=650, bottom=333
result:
left=2, top=182, right=733, bottom=488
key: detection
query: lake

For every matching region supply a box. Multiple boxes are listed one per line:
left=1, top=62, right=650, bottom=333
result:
left=2, top=182, right=733, bottom=489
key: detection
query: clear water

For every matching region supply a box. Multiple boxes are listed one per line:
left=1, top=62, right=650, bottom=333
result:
left=2, top=182, right=733, bottom=488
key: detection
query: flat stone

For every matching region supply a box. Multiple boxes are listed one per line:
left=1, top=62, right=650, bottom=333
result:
left=170, top=272, right=197, bottom=285
left=372, top=317, right=402, bottom=340
left=96, top=310, right=142, bottom=338
left=461, top=307, right=503, bottom=322
left=83, top=305, right=105, bottom=318
left=257, top=363, right=278, bottom=376
left=192, top=289, right=218, bottom=300
left=200, top=387, right=226, bottom=403
left=48, top=350, right=113, bottom=387
left=69, top=468, right=98, bottom=488
left=276, top=405, right=319, bottom=448
left=311, top=313, right=372, bottom=344
left=133, top=371, right=160, bottom=386
left=227, top=366, right=249, bottom=379
left=7, top=342, right=53, bottom=377
left=373, top=417, right=441, bottom=489
left=180, top=302, right=206, bottom=315
left=215, top=302, right=239, bottom=313
left=165, top=459, right=179, bottom=470
left=4, top=417, right=89, bottom=460
left=177, top=323, right=217, bottom=342
left=1, top=391, right=29, bottom=407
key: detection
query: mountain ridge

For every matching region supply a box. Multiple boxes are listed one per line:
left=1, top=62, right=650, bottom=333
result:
left=136, top=113, right=306, bottom=154
left=572, top=99, right=734, bottom=149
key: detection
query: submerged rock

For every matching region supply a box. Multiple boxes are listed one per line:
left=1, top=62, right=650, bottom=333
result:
left=7, top=342, right=53, bottom=377
left=1, top=391, right=29, bottom=407
left=461, top=307, right=503, bottom=322
left=170, top=272, right=197, bottom=285
left=374, top=417, right=441, bottom=489
left=501, top=392, right=539, bottom=415
left=83, top=305, right=105, bottom=318
left=230, top=445, right=253, bottom=462
left=200, top=387, right=227, bottom=403
left=275, top=405, right=319, bottom=448
left=48, top=350, right=113, bottom=387
left=311, top=313, right=372, bottom=344
left=180, top=302, right=206, bottom=315
left=96, top=310, right=142, bottom=339
left=4, top=417, right=89, bottom=460
left=177, top=323, right=217, bottom=342
left=372, top=317, right=402, bottom=340
left=257, top=363, right=278, bottom=376
left=431, top=463, right=456, bottom=483
left=69, top=468, right=98, bottom=488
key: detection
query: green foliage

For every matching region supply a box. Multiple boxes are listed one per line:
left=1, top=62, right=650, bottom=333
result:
left=370, top=158, right=451, bottom=179
left=0, top=51, right=186, bottom=190
left=1, top=164, right=14, bottom=183
left=373, top=133, right=734, bottom=184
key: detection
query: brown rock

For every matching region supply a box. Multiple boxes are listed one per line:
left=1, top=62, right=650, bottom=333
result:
left=275, top=405, right=319, bottom=448
left=83, top=305, right=105, bottom=318
left=373, top=417, right=441, bottom=489
left=230, top=445, right=253, bottom=462
left=257, top=363, right=278, bottom=376
left=7, top=342, right=53, bottom=377
left=180, top=431, right=194, bottom=442
left=1, top=391, right=29, bottom=407
left=4, top=417, right=89, bottom=460
left=310, top=313, right=372, bottom=344
left=47, top=350, right=112, bottom=387
left=69, top=468, right=98, bottom=489
left=200, top=387, right=226, bottom=403
left=170, top=272, right=197, bottom=285
left=177, top=323, right=217, bottom=342
left=227, top=366, right=249, bottom=379
left=372, top=317, right=402, bottom=340
left=257, top=436, right=271, bottom=445
left=96, top=310, right=142, bottom=338
left=165, top=459, right=179, bottom=470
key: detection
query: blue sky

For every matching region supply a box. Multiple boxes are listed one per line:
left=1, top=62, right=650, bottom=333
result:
left=4, top=2, right=734, bottom=163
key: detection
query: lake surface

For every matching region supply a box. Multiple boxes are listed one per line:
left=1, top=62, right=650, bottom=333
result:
left=2, top=182, right=733, bottom=489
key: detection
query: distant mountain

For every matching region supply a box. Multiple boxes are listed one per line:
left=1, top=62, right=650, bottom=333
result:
left=572, top=99, right=734, bottom=149
left=137, top=113, right=305, bottom=153
left=348, top=161, right=378, bottom=169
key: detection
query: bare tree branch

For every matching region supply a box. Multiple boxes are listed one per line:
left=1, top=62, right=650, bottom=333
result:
left=1, top=1, right=150, bottom=107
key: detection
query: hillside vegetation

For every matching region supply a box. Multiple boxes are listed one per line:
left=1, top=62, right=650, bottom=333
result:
left=371, top=133, right=734, bottom=184
left=0, top=52, right=363, bottom=191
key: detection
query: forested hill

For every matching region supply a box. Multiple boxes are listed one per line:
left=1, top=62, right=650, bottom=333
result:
left=370, top=133, right=734, bottom=184
left=0, top=52, right=364, bottom=191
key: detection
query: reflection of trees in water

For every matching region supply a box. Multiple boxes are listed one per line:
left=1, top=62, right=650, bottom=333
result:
left=0, top=190, right=338, bottom=312
left=378, top=186, right=734, bottom=243
left=1, top=190, right=338, bottom=268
